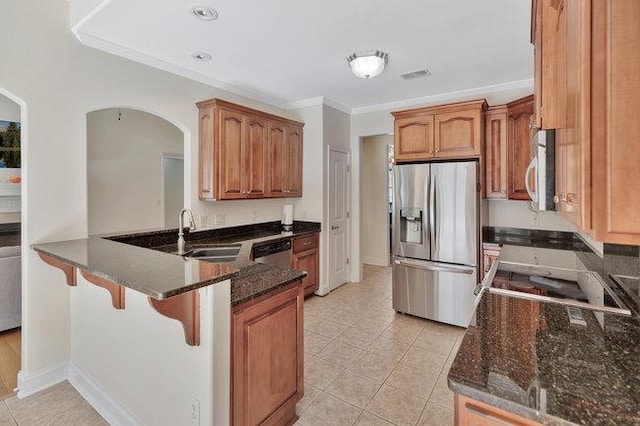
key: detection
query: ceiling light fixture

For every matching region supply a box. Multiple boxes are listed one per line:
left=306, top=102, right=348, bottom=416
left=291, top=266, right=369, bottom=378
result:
left=191, top=5, right=218, bottom=21
left=347, top=50, right=389, bottom=79
left=191, top=52, right=212, bottom=61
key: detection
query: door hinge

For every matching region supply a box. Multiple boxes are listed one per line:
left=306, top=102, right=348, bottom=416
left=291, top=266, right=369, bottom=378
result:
left=347, top=165, right=351, bottom=172
left=346, top=258, right=350, bottom=264
left=346, top=212, right=350, bottom=219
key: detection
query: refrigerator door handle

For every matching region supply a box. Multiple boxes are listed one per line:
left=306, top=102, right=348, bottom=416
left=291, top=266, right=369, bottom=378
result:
left=429, top=175, right=436, bottom=254
left=393, top=257, right=475, bottom=275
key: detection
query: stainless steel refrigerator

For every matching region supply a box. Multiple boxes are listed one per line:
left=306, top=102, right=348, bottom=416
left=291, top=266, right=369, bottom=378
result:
left=392, top=161, right=479, bottom=327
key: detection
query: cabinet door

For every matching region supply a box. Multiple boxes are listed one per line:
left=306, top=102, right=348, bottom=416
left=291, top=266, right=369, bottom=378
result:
left=292, top=248, right=318, bottom=295
left=285, top=125, right=303, bottom=197
left=394, top=115, right=435, bottom=162
left=217, top=109, right=246, bottom=200
left=532, top=0, right=559, bottom=130
left=244, top=116, right=268, bottom=197
left=455, top=394, right=540, bottom=426
left=507, top=97, right=535, bottom=200
left=267, top=122, right=287, bottom=197
left=592, top=0, right=640, bottom=244
left=198, top=108, right=215, bottom=200
left=434, top=110, right=482, bottom=158
left=485, top=108, right=508, bottom=198
left=232, top=284, right=303, bottom=426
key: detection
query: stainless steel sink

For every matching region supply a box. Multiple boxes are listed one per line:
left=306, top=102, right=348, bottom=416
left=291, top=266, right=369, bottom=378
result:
left=176, top=243, right=242, bottom=262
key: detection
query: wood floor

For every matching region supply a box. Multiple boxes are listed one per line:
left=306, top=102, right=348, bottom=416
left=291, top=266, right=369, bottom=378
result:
left=0, top=328, right=20, bottom=400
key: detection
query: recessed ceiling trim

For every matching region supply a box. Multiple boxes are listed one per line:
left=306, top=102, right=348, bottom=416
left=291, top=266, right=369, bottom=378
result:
left=351, top=78, right=534, bottom=115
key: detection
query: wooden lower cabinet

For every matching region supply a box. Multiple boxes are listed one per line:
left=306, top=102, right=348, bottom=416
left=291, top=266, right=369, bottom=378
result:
left=292, top=233, right=319, bottom=296
left=506, top=96, right=535, bottom=201
left=231, top=281, right=304, bottom=426
left=482, top=243, right=502, bottom=279
left=455, top=394, right=541, bottom=426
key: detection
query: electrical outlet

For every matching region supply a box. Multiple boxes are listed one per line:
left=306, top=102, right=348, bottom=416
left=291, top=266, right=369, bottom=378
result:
left=251, top=210, right=258, bottom=222
left=215, top=213, right=225, bottom=225
left=189, top=396, right=200, bottom=426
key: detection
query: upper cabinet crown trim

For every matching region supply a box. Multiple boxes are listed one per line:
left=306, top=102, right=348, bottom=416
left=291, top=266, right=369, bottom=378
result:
left=391, top=99, right=488, bottom=119
left=196, top=98, right=304, bottom=128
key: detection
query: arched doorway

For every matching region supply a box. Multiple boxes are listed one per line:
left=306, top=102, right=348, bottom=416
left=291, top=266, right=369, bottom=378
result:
left=0, top=89, right=24, bottom=399
left=86, top=108, right=185, bottom=235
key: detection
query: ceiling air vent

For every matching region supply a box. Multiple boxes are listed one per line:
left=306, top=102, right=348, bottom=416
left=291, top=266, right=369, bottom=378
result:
left=400, top=69, right=432, bottom=80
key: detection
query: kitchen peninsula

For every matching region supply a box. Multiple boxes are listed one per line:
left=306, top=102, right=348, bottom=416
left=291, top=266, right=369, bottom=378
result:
left=31, top=220, right=320, bottom=426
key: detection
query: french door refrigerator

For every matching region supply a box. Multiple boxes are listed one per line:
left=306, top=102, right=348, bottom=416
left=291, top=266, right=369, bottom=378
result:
left=392, top=161, right=479, bottom=327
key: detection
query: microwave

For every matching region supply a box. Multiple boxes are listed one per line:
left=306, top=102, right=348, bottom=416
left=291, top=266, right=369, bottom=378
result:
left=525, top=129, right=555, bottom=211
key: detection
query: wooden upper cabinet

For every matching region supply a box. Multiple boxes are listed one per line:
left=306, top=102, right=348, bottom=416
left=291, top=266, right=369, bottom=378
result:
left=198, top=108, right=215, bottom=200
left=285, top=126, right=303, bottom=197
left=434, top=108, right=483, bottom=158
left=392, top=100, right=487, bottom=163
left=394, top=115, right=435, bottom=162
left=591, top=0, right=640, bottom=244
left=507, top=96, right=535, bottom=201
left=484, top=107, right=508, bottom=198
left=267, top=122, right=287, bottom=197
left=266, top=122, right=303, bottom=198
left=218, top=109, right=245, bottom=199
left=532, top=0, right=559, bottom=129
left=196, top=98, right=304, bottom=200
left=244, top=116, right=268, bottom=197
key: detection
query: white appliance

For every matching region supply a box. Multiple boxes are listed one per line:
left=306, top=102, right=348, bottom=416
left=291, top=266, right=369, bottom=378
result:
left=525, top=129, right=556, bottom=211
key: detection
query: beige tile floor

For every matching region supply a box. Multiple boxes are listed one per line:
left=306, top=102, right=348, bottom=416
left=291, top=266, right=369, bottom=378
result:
left=0, top=381, right=106, bottom=426
left=297, top=265, right=465, bottom=426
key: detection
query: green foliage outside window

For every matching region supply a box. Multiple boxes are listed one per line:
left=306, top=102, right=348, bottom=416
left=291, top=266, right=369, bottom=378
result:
left=0, top=121, right=20, bottom=168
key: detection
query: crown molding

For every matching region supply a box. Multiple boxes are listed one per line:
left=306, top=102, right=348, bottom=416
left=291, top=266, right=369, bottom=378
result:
left=350, top=78, right=534, bottom=115
left=285, top=97, right=351, bottom=114
left=71, top=30, right=291, bottom=111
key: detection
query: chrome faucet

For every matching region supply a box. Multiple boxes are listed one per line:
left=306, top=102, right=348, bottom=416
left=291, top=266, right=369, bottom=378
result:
left=177, top=208, right=196, bottom=255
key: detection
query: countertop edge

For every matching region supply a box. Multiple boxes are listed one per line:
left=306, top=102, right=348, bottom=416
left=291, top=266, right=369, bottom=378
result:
left=231, top=271, right=307, bottom=307
left=32, top=239, right=240, bottom=300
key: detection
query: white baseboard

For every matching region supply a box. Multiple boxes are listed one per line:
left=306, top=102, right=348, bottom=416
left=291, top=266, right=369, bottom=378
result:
left=68, top=362, right=141, bottom=426
left=362, top=256, right=390, bottom=267
left=17, top=363, right=68, bottom=398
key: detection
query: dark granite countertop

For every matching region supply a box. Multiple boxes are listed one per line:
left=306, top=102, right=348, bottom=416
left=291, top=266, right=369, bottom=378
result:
left=449, top=291, right=640, bottom=425
left=449, top=226, right=640, bottom=424
left=33, top=221, right=320, bottom=305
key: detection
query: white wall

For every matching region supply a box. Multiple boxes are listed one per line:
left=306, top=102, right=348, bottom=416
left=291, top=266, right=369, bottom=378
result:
left=0, top=0, right=297, bottom=399
left=0, top=95, right=20, bottom=123
left=485, top=199, right=577, bottom=231
left=87, top=108, right=183, bottom=235
left=361, top=135, right=392, bottom=266
left=322, top=106, right=351, bottom=292
left=350, top=85, right=535, bottom=281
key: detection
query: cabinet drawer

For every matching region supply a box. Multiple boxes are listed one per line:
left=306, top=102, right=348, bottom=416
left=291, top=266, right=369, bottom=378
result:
left=292, top=233, right=318, bottom=253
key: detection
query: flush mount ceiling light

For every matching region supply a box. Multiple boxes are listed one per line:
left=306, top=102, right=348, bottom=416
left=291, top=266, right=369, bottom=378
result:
left=347, top=50, right=389, bottom=79
left=191, top=5, right=218, bottom=21
left=191, top=51, right=212, bottom=61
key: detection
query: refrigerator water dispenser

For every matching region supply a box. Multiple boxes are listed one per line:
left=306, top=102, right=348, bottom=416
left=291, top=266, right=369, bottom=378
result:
left=400, top=208, right=423, bottom=244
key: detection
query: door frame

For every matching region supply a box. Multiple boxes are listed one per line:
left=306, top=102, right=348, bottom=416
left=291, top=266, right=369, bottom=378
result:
left=324, top=145, right=351, bottom=294
left=159, top=152, right=184, bottom=227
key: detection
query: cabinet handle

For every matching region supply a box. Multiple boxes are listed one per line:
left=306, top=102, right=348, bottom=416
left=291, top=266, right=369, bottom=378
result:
left=304, top=241, right=312, bottom=246
left=331, top=225, right=339, bottom=230
left=434, top=150, right=439, bottom=153
left=501, top=190, right=505, bottom=194
left=429, top=151, right=434, bottom=155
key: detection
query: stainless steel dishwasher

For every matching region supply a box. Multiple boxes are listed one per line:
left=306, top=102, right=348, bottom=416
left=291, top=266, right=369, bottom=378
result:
left=252, top=239, right=292, bottom=268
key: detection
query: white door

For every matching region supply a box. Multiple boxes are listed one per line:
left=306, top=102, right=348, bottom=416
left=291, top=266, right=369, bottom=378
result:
left=328, top=147, right=350, bottom=291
